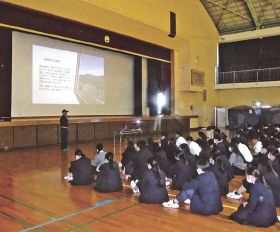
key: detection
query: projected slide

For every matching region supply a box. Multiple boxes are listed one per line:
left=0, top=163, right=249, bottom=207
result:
left=32, top=45, right=105, bottom=104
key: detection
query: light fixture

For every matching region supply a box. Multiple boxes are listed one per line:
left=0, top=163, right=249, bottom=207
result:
left=157, top=92, right=166, bottom=115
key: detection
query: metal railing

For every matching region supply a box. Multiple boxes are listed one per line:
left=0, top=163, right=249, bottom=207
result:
left=218, top=67, right=280, bottom=84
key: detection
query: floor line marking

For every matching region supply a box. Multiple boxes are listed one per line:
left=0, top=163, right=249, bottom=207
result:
left=64, top=203, right=140, bottom=232
left=20, top=194, right=131, bottom=232
left=0, top=193, right=86, bottom=231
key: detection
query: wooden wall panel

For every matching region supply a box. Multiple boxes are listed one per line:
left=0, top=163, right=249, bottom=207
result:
left=68, top=124, right=77, bottom=143
left=37, top=125, right=58, bottom=146
left=94, top=122, right=110, bottom=141
left=14, top=126, right=36, bottom=147
left=77, top=123, right=94, bottom=141
left=0, top=127, right=13, bottom=148
left=109, top=122, right=124, bottom=138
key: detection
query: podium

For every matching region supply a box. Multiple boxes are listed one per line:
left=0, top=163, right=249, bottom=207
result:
left=113, top=128, right=143, bottom=156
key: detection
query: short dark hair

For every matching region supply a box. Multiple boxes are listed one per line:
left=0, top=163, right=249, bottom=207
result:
left=196, top=159, right=210, bottom=171
left=75, top=149, right=85, bottom=157
left=186, top=136, right=193, bottom=141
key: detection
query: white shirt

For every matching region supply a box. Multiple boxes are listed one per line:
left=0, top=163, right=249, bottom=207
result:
left=176, top=136, right=187, bottom=148
left=188, top=141, right=202, bottom=156
left=252, top=141, right=262, bottom=156
left=238, top=143, right=253, bottom=162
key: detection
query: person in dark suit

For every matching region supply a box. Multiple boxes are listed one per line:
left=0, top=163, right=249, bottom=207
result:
left=160, top=132, right=169, bottom=153
left=95, top=152, right=123, bottom=193
left=137, top=157, right=169, bottom=204
left=211, top=156, right=229, bottom=196
left=132, top=140, right=153, bottom=180
left=230, top=166, right=278, bottom=227
left=121, top=141, right=137, bottom=176
left=170, top=150, right=192, bottom=190
left=150, top=142, right=171, bottom=178
left=179, top=143, right=197, bottom=178
left=68, top=149, right=94, bottom=185
left=60, top=109, right=69, bottom=150
left=163, top=159, right=223, bottom=216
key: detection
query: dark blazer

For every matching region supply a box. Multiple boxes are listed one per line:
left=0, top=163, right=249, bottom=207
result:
left=211, top=164, right=229, bottom=196
left=216, top=154, right=234, bottom=181
left=154, top=149, right=171, bottom=177
left=170, top=159, right=192, bottom=190
left=230, top=180, right=278, bottom=227
left=137, top=169, right=169, bottom=204
left=182, top=171, right=223, bottom=215
left=132, top=148, right=153, bottom=180
left=69, top=156, right=94, bottom=185
left=160, top=137, right=169, bottom=153
left=95, top=162, right=123, bottom=193
left=121, top=149, right=137, bottom=171
left=185, top=154, right=198, bottom=178
left=272, top=158, right=280, bottom=177
left=264, top=171, right=280, bottom=207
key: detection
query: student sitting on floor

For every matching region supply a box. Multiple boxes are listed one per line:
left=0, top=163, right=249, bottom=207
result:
left=121, top=141, right=137, bottom=178
left=229, top=166, right=278, bottom=227
left=66, top=149, right=94, bottom=185
left=163, top=159, right=223, bottom=216
left=136, top=157, right=169, bottom=204
left=169, top=150, right=192, bottom=190
left=211, top=156, right=229, bottom=196
left=91, top=143, right=107, bottom=174
left=95, top=152, right=123, bottom=193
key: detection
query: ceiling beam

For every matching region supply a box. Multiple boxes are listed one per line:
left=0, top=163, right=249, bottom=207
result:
left=205, top=0, right=251, bottom=20
left=216, top=0, right=231, bottom=27
left=245, top=0, right=261, bottom=29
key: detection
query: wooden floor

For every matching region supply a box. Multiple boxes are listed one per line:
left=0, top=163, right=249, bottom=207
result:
left=0, top=140, right=279, bottom=232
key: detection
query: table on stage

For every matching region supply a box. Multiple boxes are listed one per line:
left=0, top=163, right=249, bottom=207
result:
left=113, top=128, right=143, bottom=155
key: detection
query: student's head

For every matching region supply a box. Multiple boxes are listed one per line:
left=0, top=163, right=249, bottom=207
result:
left=96, top=144, right=104, bottom=153
left=62, top=109, right=68, bottom=116
left=267, top=145, right=279, bottom=161
left=214, top=134, right=222, bottom=144
left=246, top=166, right=260, bottom=184
left=147, top=157, right=158, bottom=170
left=150, top=142, right=161, bottom=154
left=105, top=152, right=114, bottom=162
left=208, top=139, right=215, bottom=149
left=198, top=131, right=207, bottom=140
left=136, top=140, right=147, bottom=151
left=75, top=149, right=85, bottom=160
left=161, top=131, right=167, bottom=138
left=196, top=159, right=210, bottom=174
left=179, top=143, right=191, bottom=155
left=126, top=141, right=135, bottom=151
left=174, top=150, right=185, bottom=161
left=175, top=131, right=182, bottom=138
left=186, top=136, right=193, bottom=145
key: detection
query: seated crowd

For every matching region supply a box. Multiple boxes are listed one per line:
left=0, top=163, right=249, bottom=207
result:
left=65, top=125, right=280, bottom=228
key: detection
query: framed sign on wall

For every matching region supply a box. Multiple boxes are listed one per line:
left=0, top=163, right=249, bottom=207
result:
left=191, top=69, right=205, bottom=87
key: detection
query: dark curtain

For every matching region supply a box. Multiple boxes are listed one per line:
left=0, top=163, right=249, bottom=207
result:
left=219, top=36, right=280, bottom=72
left=133, top=57, right=142, bottom=116
left=147, top=59, right=171, bottom=116
left=0, top=28, right=11, bottom=118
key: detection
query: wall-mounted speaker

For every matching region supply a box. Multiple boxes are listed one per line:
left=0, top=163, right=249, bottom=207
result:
left=168, top=11, right=176, bottom=38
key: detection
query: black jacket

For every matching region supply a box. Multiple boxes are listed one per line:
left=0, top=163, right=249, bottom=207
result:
left=170, top=159, right=192, bottom=190
left=69, top=156, right=94, bottom=185
left=230, top=180, right=278, bottom=227
left=182, top=171, right=223, bottom=215
left=95, top=162, right=123, bottom=193
left=211, top=164, right=229, bottom=196
left=154, top=149, right=171, bottom=177
left=264, top=171, right=280, bottom=207
left=137, top=169, right=169, bottom=204
left=132, top=148, right=153, bottom=180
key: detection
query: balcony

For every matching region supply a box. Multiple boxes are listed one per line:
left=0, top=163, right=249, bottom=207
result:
left=216, top=67, right=280, bottom=89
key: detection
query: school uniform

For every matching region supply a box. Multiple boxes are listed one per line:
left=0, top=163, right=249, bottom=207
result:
left=211, top=164, right=229, bottom=196
left=188, top=141, right=202, bottom=156
left=185, top=154, right=197, bottom=178
left=121, top=149, right=137, bottom=172
left=69, top=156, right=94, bottom=185
left=137, top=169, right=169, bottom=204
left=230, top=180, right=278, bottom=227
left=132, top=148, right=153, bottom=180
left=272, top=158, right=280, bottom=177
left=154, top=149, right=171, bottom=178
left=264, top=171, right=280, bottom=207
left=95, top=162, right=123, bottom=193
left=177, top=172, right=223, bottom=215
left=216, top=154, right=234, bottom=181
left=170, top=159, right=192, bottom=190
